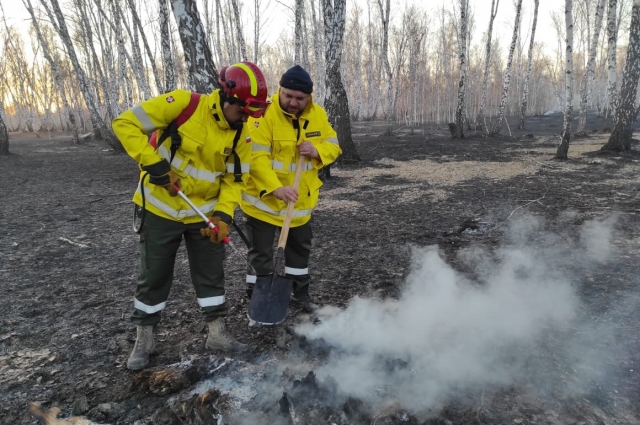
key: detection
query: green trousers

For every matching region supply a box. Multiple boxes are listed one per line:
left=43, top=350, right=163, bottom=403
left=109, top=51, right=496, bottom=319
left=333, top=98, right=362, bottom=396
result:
left=131, top=211, right=227, bottom=326
left=244, top=215, right=312, bottom=294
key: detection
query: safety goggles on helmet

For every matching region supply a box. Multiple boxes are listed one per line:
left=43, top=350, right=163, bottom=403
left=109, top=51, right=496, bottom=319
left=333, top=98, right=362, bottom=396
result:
left=239, top=97, right=271, bottom=118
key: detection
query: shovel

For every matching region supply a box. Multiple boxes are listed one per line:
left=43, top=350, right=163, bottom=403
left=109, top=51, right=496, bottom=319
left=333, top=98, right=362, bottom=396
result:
left=248, top=154, right=306, bottom=325
left=174, top=186, right=230, bottom=245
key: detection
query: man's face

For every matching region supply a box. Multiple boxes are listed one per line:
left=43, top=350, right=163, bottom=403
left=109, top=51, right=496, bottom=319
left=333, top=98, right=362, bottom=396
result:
left=222, top=102, right=249, bottom=130
left=279, top=87, right=310, bottom=116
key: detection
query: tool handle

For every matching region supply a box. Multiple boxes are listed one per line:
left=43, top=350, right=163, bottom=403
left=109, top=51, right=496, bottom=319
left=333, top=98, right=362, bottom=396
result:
left=175, top=187, right=230, bottom=244
left=277, top=155, right=306, bottom=249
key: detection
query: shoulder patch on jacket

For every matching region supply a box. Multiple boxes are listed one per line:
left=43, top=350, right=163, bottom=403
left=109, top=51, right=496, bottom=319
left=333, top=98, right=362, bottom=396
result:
left=305, top=131, right=321, bottom=137
left=254, top=121, right=260, bottom=128
left=245, top=136, right=252, bottom=143
left=166, top=96, right=175, bottom=103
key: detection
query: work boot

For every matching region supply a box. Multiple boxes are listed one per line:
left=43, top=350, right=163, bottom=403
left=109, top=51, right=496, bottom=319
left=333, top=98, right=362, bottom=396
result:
left=127, top=325, right=155, bottom=371
left=205, top=318, right=249, bottom=353
left=291, top=286, right=319, bottom=313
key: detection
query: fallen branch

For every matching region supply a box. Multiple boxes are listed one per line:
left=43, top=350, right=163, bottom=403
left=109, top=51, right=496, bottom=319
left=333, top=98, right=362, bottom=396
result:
left=486, top=189, right=549, bottom=233
left=58, top=237, right=90, bottom=249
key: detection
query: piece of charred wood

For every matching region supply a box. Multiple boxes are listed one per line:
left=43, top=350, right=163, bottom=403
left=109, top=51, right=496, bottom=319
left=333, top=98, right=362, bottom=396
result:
left=28, top=402, right=108, bottom=425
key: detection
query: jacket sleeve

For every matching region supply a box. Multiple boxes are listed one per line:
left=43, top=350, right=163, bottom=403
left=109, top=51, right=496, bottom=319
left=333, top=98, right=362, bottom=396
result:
left=214, top=128, right=252, bottom=221
left=312, top=108, right=342, bottom=169
left=111, top=90, right=191, bottom=167
left=247, top=117, right=282, bottom=197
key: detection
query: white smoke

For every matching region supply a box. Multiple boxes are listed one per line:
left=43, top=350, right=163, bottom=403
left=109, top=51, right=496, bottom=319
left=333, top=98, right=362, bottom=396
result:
left=295, top=214, right=625, bottom=412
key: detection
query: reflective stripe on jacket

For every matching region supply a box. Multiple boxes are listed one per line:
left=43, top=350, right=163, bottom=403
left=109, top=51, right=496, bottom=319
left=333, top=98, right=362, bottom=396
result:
left=112, top=89, right=251, bottom=223
left=241, top=88, right=342, bottom=227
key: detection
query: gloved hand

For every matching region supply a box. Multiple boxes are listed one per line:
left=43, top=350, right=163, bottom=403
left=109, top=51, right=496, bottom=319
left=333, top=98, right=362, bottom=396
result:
left=142, top=159, right=181, bottom=197
left=200, top=216, right=230, bottom=243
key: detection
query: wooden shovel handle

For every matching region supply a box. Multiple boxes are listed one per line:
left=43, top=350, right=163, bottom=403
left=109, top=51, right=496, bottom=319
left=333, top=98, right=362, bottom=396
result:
left=277, top=154, right=306, bottom=249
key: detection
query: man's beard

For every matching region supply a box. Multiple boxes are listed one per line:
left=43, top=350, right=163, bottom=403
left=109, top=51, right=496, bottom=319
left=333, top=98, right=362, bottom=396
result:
left=229, top=120, right=244, bottom=130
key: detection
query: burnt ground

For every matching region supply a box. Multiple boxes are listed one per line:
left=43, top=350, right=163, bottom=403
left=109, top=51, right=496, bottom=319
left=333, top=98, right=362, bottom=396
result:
left=1, top=113, right=640, bottom=425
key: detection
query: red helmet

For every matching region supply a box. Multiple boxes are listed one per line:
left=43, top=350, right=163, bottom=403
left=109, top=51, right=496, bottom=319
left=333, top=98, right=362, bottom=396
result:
left=218, top=61, right=271, bottom=118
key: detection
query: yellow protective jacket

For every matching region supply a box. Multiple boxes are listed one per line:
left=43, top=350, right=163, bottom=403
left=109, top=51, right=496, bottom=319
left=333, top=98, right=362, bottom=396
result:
left=112, top=89, right=251, bottom=224
left=241, top=88, right=342, bottom=227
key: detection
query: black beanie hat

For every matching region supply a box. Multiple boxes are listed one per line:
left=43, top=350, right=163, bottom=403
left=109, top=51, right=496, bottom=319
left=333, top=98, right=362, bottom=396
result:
left=279, top=65, right=313, bottom=94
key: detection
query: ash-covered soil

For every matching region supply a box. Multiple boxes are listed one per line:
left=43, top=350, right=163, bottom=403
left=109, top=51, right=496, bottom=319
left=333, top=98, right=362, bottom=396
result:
left=2, top=113, right=640, bottom=425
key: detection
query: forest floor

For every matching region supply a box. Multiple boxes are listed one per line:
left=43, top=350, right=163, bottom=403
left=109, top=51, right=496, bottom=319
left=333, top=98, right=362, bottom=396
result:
left=2, top=113, right=640, bottom=425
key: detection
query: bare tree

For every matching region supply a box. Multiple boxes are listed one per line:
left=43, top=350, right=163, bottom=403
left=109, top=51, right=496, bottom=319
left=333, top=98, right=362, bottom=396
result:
left=377, top=0, right=393, bottom=121
left=0, top=101, right=8, bottom=155
left=518, top=0, right=540, bottom=130
left=453, top=0, right=468, bottom=138
left=576, top=0, right=606, bottom=135
left=556, top=0, right=575, bottom=159
left=477, top=0, right=499, bottom=130
left=230, top=0, right=247, bottom=60
left=490, top=0, right=523, bottom=135
left=605, top=0, right=619, bottom=116
left=294, top=0, right=304, bottom=64
left=601, top=0, right=640, bottom=151
left=23, top=0, right=79, bottom=143
left=126, top=0, right=162, bottom=93
left=159, top=0, right=176, bottom=92
left=170, top=0, right=218, bottom=92
left=322, top=0, right=359, bottom=162
left=38, top=0, right=118, bottom=148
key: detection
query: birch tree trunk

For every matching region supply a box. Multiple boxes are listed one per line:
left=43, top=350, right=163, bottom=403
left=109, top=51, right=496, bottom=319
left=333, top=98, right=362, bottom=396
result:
left=322, top=0, right=359, bottom=162
left=0, top=101, right=8, bottom=155
left=490, top=0, right=523, bottom=135
left=159, top=0, right=176, bottom=92
left=377, top=0, right=393, bottom=122
left=170, top=0, right=218, bottom=93
left=230, top=0, right=247, bottom=60
left=518, top=0, right=539, bottom=130
left=127, top=0, right=162, bottom=93
left=576, top=0, right=606, bottom=135
left=295, top=0, right=304, bottom=64
left=601, top=0, right=640, bottom=151
left=477, top=0, right=499, bottom=130
left=309, top=0, right=325, bottom=103
left=24, top=0, right=79, bottom=143
left=453, top=0, right=468, bottom=138
left=605, top=0, right=618, bottom=117
left=38, top=0, right=119, bottom=149
left=556, top=0, right=575, bottom=159
left=253, top=0, right=259, bottom=63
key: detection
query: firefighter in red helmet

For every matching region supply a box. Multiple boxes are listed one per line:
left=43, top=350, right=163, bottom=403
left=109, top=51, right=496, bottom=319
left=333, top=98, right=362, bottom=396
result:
left=112, top=62, right=270, bottom=371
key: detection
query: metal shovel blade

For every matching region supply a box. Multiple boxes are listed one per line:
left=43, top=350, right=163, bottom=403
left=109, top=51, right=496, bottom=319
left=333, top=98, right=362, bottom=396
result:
left=248, top=274, right=293, bottom=325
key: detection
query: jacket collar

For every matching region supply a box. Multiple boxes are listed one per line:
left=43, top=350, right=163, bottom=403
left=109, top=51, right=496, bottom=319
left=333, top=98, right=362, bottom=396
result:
left=209, top=90, right=233, bottom=130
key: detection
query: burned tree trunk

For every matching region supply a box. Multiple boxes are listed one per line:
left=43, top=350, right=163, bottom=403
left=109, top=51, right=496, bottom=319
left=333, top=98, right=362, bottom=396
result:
left=601, top=0, right=640, bottom=151
left=170, top=0, right=218, bottom=93
left=556, top=0, right=575, bottom=159
left=490, top=0, right=523, bottom=135
left=0, top=102, right=8, bottom=155
left=453, top=0, right=468, bottom=139
left=323, top=0, right=360, bottom=162
left=518, top=0, right=539, bottom=130
left=576, top=0, right=606, bottom=136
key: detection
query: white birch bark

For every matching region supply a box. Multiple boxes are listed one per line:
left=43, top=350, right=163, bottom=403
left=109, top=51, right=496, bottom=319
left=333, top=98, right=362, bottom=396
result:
left=230, top=0, right=247, bottom=60
left=126, top=0, right=162, bottom=94
left=322, top=0, right=359, bottom=161
left=453, top=0, right=468, bottom=138
left=295, top=0, right=304, bottom=64
left=490, top=0, right=523, bottom=135
left=556, top=0, right=575, bottom=159
left=170, top=0, right=218, bottom=93
left=605, top=0, right=618, bottom=116
left=518, top=0, right=539, bottom=130
left=377, top=0, right=393, bottom=121
left=576, top=0, right=606, bottom=135
left=602, top=0, right=640, bottom=150
left=477, top=0, right=499, bottom=130
left=309, top=0, right=325, bottom=103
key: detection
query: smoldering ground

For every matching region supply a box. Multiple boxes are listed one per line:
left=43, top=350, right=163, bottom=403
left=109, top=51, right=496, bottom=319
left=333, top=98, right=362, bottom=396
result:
left=285, top=213, right=639, bottom=419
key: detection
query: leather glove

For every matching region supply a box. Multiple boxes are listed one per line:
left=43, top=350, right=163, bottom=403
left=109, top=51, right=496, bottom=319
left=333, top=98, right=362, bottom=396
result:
left=200, top=216, right=229, bottom=243
left=141, top=159, right=181, bottom=196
